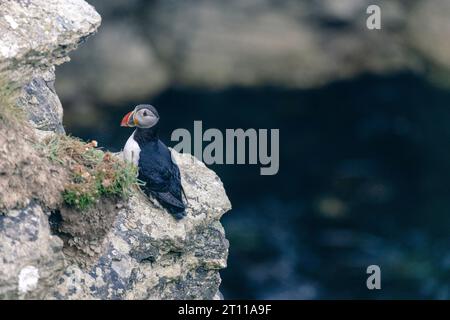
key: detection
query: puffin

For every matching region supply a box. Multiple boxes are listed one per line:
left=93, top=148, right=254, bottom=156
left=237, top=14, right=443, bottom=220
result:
left=120, top=104, right=186, bottom=220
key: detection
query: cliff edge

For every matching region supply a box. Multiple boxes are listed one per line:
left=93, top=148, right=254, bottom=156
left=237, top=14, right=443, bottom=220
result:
left=0, top=0, right=231, bottom=300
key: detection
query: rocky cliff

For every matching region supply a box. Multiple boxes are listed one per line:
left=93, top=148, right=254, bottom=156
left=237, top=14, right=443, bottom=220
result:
left=0, top=0, right=231, bottom=300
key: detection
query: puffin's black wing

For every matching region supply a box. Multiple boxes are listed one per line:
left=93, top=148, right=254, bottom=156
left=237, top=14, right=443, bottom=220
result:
left=138, top=141, right=186, bottom=219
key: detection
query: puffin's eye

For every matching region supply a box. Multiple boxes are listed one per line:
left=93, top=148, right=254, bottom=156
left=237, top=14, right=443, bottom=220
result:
left=143, top=111, right=148, bottom=117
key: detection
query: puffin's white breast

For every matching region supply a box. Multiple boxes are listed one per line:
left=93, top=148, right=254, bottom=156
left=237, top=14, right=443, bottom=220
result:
left=123, top=130, right=141, bottom=166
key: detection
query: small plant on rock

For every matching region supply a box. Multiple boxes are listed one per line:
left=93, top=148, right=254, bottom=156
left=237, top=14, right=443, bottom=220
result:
left=41, top=135, right=142, bottom=210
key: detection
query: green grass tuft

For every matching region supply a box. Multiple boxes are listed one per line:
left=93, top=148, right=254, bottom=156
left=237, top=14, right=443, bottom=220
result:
left=0, top=76, right=24, bottom=126
left=40, top=135, right=142, bottom=210
left=63, top=189, right=98, bottom=211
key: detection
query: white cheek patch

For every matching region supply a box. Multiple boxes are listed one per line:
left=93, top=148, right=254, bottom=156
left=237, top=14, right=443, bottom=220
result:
left=139, top=116, right=159, bottom=129
left=148, top=116, right=159, bottom=128
left=123, top=130, right=141, bottom=166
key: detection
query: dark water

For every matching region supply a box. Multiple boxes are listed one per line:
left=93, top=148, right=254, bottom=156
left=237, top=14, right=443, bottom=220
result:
left=61, top=72, right=450, bottom=299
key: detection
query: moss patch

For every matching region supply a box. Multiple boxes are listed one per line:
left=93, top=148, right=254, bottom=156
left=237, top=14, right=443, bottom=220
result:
left=40, top=135, right=141, bottom=210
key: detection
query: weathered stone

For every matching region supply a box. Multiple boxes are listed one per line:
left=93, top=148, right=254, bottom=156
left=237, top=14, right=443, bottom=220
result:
left=0, top=203, right=65, bottom=299
left=17, top=69, right=65, bottom=133
left=0, top=0, right=101, bottom=130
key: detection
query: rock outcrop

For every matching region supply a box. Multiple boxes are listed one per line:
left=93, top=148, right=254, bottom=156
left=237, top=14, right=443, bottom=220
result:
left=51, top=152, right=230, bottom=299
left=0, top=0, right=231, bottom=300
left=1, top=0, right=101, bottom=132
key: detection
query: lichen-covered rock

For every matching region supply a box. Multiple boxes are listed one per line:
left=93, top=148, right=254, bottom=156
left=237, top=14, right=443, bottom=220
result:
left=0, top=0, right=101, bottom=86
left=0, top=203, right=65, bottom=299
left=0, top=0, right=231, bottom=300
left=0, top=0, right=101, bottom=131
left=17, top=69, right=65, bottom=133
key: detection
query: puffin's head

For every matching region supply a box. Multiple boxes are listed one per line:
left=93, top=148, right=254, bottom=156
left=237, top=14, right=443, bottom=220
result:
left=121, top=104, right=160, bottom=128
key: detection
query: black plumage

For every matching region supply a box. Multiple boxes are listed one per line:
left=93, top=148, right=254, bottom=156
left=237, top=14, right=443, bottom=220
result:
left=133, top=122, right=186, bottom=220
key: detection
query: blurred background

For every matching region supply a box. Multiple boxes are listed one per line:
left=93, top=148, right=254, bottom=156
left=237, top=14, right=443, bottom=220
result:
left=56, top=0, right=450, bottom=299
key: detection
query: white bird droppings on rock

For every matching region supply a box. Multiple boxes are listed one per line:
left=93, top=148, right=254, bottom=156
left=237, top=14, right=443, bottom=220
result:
left=4, top=15, right=18, bottom=29
left=18, top=266, right=40, bottom=294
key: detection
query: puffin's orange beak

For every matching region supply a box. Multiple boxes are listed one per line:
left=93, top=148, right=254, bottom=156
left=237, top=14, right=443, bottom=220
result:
left=121, top=111, right=135, bottom=127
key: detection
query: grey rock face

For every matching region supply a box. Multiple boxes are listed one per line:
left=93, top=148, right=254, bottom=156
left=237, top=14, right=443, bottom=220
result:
left=0, top=203, right=65, bottom=299
left=0, top=0, right=101, bottom=131
left=17, top=69, right=65, bottom=133
left=0, top=0, right=231, bottom=300
left=0, top=0, right=101, bottom=86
